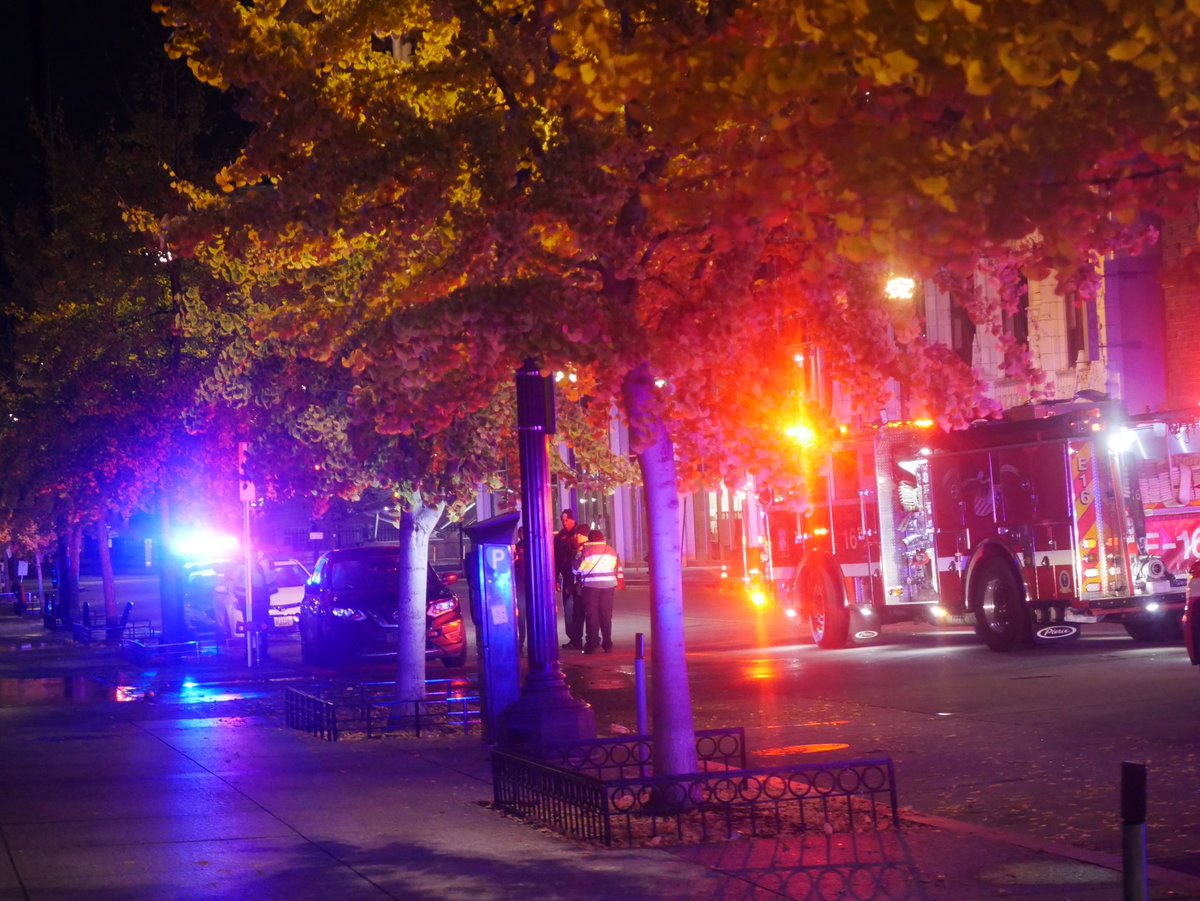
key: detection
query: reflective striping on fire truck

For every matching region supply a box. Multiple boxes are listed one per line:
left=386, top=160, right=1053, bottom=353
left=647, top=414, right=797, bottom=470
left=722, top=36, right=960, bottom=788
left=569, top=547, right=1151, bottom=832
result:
left=1070, top=439, right=1102, bottom=597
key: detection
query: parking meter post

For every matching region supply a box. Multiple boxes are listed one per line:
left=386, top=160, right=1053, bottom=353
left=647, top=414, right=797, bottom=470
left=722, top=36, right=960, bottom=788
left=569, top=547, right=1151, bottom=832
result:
left=1121, top=762, right=1148, bottom=901
left=635, top=632, right=648, bottom=736
left=500, top=360, right=595, bottom=748
left=467, top=513, right=522, bottom=744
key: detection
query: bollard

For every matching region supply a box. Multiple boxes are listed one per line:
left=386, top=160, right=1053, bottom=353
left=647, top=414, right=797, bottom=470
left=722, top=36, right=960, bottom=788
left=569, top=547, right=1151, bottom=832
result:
left=635, top=632, right=648, bottom=736
left=1121, top=761, right=1147, bottom=901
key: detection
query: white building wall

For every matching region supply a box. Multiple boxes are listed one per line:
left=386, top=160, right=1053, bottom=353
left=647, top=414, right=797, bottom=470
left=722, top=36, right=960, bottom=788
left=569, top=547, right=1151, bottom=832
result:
left=923, top=283, right=953, bottom=348
left=920, top=270, right=1112, bottom=409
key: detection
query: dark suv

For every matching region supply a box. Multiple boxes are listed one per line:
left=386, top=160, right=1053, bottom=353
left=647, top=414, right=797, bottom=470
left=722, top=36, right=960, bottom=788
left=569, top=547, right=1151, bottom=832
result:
left=298, top=545, right=467, bottom=667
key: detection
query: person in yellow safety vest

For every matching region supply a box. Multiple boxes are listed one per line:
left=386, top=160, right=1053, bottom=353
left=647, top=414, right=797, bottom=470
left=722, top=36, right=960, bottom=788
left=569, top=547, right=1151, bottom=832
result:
left=573, top=528, right=620, bottom=655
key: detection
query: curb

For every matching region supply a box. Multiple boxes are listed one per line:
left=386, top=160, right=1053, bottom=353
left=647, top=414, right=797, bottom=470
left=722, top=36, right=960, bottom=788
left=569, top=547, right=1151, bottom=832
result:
left=902, top=811, right=1200, bottom=894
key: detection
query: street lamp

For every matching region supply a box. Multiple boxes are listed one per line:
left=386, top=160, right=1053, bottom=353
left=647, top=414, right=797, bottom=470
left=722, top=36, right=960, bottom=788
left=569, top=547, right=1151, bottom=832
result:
left=883, top=273, right=918, bottom=421
left=884, top=274, right=916, bottom=302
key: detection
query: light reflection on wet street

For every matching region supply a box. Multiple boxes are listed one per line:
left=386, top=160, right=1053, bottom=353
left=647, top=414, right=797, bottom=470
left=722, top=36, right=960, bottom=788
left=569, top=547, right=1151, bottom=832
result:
left=0, top=674, right=267, bottom=706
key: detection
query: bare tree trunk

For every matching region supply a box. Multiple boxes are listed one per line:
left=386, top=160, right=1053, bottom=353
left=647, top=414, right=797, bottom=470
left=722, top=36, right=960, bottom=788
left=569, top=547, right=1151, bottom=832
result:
left=96, top=516, right=118, bottom=637
left=156, top=492, right=189, bottom=642
left=1, top=544, right=10, bottom=594
left=69, top=522, right=83, bottom=591
left=35, top=553, right=45, bottom=607
left=622, top=363, right=698, bottom=777
left=394, top=492, right=445, bottom=718
left=56, top=519, right=82, bottom=625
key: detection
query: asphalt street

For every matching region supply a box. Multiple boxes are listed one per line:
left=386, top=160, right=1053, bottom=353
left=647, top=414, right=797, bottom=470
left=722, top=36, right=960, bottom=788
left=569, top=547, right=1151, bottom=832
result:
left=2, top=571, right=1198, bottom=899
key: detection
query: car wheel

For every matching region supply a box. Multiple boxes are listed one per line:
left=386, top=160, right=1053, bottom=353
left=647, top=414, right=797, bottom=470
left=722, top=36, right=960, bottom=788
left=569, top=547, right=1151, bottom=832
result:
left=971, top=557, right=1031, bottom=652
left=441, top=651, right=467, bottom=668
left=807, top=567, right=849, bottom=649
left=1123, top=611, right=1183, bottom=642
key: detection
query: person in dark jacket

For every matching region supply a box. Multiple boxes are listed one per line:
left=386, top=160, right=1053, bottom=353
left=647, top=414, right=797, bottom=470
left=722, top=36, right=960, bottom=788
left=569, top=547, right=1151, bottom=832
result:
left=573, top=528, right=619, bottom=654
left=553, top=509, right=585, bottom=648
left=232, top=551, right=276, bottom=660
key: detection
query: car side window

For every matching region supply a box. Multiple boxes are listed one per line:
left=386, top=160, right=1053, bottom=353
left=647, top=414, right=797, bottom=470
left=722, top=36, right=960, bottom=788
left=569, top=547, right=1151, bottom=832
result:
left=330, top=561, right=358, bottom=591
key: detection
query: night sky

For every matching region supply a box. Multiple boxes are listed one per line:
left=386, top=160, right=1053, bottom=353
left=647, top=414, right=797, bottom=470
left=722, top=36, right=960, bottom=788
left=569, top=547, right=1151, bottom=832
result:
left=1, top=0, right=179, bottom=213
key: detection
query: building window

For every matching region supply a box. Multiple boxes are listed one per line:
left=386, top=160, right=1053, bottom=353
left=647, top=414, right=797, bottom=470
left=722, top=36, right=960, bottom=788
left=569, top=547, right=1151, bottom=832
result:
left=1002, top=277, right=1030, bottom=346
left=950, top=303, right=976, bottom=365
left=1066, top=296, right=1089, bottom=363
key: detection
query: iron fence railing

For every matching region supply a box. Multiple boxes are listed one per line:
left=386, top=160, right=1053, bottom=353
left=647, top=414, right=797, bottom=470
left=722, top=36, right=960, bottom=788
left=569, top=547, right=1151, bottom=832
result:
left=284, top=677, right=481, bottom=741
left=535, top=727, right=746, bottom=780
left=492, top=745, right=899, bottom=848
left=492, top=750, right=611, bottom=844
left=354, top=679, right=480, bottom=738
left=285, top=687, right=340, bottom=740
left=602, top=758, right=899, bottom=847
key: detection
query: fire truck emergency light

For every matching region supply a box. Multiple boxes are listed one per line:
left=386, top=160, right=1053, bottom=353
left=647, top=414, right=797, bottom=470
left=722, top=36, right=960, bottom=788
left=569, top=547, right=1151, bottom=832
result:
left=1108, top=428, right=1136, bottom=454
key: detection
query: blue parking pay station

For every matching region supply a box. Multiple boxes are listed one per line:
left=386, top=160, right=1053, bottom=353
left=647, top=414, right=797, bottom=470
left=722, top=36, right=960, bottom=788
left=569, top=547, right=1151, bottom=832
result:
left=467, top=513, right=521, bottom=743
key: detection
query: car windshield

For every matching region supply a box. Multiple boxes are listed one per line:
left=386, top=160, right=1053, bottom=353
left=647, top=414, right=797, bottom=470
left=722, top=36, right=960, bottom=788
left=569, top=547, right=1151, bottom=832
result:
left=273, top=562, right=310, bottom=588
left=329, top=556, right=400, bottom=591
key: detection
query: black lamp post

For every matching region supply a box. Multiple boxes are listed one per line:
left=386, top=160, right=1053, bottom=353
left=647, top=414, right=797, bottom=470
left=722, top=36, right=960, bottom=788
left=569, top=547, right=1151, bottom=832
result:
left=500, top=359, right=595, bottom=747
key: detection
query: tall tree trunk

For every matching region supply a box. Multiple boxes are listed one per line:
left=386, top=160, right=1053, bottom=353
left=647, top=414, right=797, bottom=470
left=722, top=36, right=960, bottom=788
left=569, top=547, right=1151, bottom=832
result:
left=157, top=493, right=185, bottom=642
left=68, top=522, right=83, bottom=624
left=622, top=363, right=698, bottom=777
left=55, top=518, right=81, bottom=625
left=394, top=492, right=445, bottom=716
left=35, top=552, right=45, bottom=608
left=96, top=516, right=118, bottom=636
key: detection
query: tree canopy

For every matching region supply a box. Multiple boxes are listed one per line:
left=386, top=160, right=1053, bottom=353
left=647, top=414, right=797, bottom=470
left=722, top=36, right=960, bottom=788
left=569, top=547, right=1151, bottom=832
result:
left=152, top=0, right=1200, bottom=771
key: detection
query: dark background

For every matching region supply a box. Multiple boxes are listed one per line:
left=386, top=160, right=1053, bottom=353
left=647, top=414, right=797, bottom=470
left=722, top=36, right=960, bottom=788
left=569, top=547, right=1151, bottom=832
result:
left=1, top=1, right=179, bottom=212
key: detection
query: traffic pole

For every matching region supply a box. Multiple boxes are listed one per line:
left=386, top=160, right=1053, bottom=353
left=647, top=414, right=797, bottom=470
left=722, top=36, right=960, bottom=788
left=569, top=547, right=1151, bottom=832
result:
left=243, top=498, right=254, bottom=668
left=1122, top=761, right=1147, bottom=901
left=635, top=632, right=648, bottom=735
left=238, top=441, right=257, bottom=668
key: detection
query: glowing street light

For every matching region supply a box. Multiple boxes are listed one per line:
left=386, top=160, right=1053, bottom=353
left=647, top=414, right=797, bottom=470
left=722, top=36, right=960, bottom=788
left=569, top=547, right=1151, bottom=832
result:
left=783, top=421, right=817, bottom=448
left=884, top=274, right=916, bottom=301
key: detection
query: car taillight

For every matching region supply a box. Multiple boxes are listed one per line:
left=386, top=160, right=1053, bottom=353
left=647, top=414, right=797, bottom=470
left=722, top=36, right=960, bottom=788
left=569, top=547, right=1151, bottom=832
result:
left=428, top=598, right=457, bottom=617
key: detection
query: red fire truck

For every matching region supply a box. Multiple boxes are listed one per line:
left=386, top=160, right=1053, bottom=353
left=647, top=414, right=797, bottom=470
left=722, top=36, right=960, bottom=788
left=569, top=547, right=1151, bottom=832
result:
left=779, top=400, right=1200, bottom=651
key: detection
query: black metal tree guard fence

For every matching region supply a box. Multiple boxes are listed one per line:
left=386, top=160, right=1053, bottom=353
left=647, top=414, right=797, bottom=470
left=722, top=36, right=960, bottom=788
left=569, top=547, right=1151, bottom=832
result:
left=285, top=677, right=481, bottom=741
left=534, top=727, right=748, bottom=780
left=285, top=686, right=340, bottom=741
left=492, top=751, right=614, bottom=845
left=492, top=732, right=899, bottom=848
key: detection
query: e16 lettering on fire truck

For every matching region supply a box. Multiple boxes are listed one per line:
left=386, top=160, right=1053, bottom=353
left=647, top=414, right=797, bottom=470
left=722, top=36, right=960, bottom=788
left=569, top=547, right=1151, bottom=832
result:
left=768, top=400, right=1200, bottom=651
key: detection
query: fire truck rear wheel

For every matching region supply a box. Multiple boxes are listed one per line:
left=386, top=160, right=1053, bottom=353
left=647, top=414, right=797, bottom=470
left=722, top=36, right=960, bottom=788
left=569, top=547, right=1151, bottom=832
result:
left=971, top=558, right=1032, bottom=652
left=808, top=569, right=850, bottom=649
